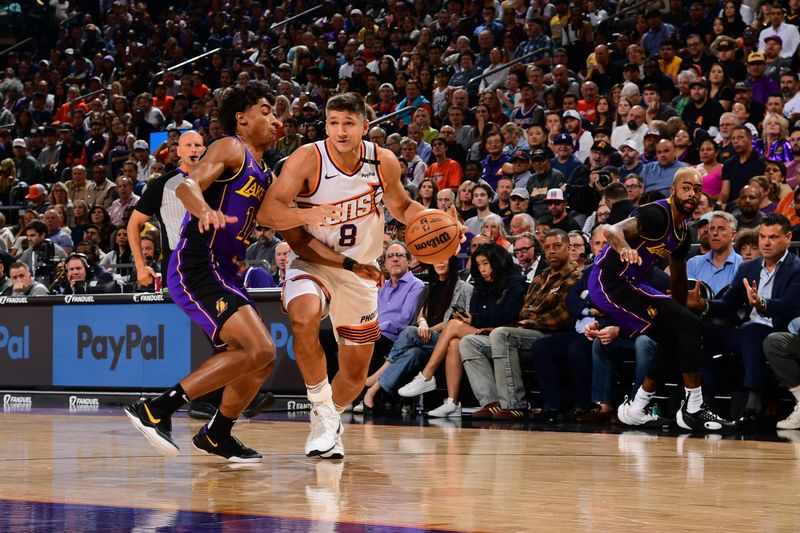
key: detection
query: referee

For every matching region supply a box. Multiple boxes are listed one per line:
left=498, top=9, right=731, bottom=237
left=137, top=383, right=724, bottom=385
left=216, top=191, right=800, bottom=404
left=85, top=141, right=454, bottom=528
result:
left=128, top=130, right=205, bottom=285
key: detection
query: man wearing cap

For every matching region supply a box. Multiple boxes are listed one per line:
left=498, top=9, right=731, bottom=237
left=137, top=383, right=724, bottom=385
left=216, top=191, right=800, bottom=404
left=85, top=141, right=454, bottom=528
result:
left=681, top=78, right=724, bottom=134
left=641, top=139, right=688, bottom=196
left=732, top=82, right=766, bottom=126
left=746, top=52, right=780, bottom=106
left=131, top=140, right=156, bottom=191
left=426, top=136, right=463, bottom=190
left=504, top=148, right=533, bottom=190
left=511, top=82, right=544, bottom=130
left=54, top=124, right=87, bottom=181
left=764, top=36, right=792, bottom=83
left=527, top=149, right=565, bottom=218
left=712, top=37, right=747, bottom=82
left=563, top=109, right=592, bottom=162
left=551, top=133, right=581, bottom=180
left=641, top=9, right=677, bottom=57
left=618, top=140, right=644, bottom=179
left=25, top=184, right=51, bottom=215
left=543, top=188, right=580, bottom=232
left=759, top=5, right=800, bottom=58
left=509, top=188, right=532, bottom=220
left=11, top=138, right=42, bottom=185
left=515, top=17, right=553, bottom=69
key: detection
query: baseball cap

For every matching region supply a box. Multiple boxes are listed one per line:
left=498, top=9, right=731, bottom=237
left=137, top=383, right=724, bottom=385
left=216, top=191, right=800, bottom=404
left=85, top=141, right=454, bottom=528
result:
left=64, top=48, right=74, bottom=55
left=279, top=63, right=291, bottom=70
left=303, top=101, right=318, bottom=111
left=379, top=82, right=395, bottom=93
left=510, top=149, right=530, bottom=162
left=510, top=187, right=530, bottom=200
left=562, top=109, right=581, bottom=121
left=530, top=148, right=549, bottom=161
left=621, top=82, right=640, bottom=97
left=645, top=128, right=662, bottom=138
left=11, top=138, right=26, bottom=148
left=734, top=81, right=751, bottom=92
left=58, top=123, right=73, bottom=132
left=350, top=8, right=362, bottom=16
left=621, top=139, right=640, bottom=152
left=544, top=188, right=565, bottom=202
left=697, top=212, right=714, bottom=226
left=690, top=78, right=709, bottom=89
left=25, top=183, right=47, bottom=200
left=591, top=139, right=613, bottom=154
left=554, top=133, right=573, bottom=145
left=133, top=139, right=149, bottom=151
left=764, top=34, right=783, bottom=45
left=748, top=51, right=766, bottom=63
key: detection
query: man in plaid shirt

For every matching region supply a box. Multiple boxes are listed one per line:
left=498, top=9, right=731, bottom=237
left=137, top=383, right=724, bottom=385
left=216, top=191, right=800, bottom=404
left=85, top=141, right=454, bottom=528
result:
left=460, top=229, right=582, bottom=419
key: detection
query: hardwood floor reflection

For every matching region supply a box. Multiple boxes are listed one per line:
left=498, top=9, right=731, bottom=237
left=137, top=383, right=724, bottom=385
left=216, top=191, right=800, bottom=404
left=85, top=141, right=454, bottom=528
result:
left=1, top=412, right=800, bottom=531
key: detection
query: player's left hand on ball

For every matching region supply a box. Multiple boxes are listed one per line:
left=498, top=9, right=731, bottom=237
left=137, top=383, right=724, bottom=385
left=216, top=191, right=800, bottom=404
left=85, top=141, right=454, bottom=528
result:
left=447, top=205, right=468, bottom=243
left=352, top=263, right=383, bottom=287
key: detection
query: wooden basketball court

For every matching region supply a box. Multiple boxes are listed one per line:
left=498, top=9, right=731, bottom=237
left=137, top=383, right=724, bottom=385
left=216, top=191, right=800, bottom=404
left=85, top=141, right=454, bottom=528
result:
left=1, top=410, right=799, bottom=531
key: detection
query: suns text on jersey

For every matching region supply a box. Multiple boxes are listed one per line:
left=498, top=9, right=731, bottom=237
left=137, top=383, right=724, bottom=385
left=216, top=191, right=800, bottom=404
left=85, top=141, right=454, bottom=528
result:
left=323, top=191, right=378, bottom=225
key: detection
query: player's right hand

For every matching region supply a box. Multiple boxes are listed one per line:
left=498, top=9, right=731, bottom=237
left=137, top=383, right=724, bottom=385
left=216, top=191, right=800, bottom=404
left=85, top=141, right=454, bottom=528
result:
left=198, top=209, right=238, bottom=233
left=352, top=263, right=383, bottom=287
left=618, top=247, right=642, bottom=265
left=136, top=265, right=156, bottom=287
left=686, top=282, right=706, bottom=310
left=302, top=205, right=343, bottom=227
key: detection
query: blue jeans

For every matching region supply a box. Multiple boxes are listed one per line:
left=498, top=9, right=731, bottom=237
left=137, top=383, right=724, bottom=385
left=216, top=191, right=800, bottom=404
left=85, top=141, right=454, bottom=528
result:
left=591, top=335, right=658, bottom=403
left=377, top=326, right=440, bottom=394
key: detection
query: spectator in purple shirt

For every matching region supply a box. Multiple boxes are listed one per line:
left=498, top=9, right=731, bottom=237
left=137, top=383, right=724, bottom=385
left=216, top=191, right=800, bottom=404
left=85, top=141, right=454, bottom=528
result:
left=371, top=241, right=426, bottom=373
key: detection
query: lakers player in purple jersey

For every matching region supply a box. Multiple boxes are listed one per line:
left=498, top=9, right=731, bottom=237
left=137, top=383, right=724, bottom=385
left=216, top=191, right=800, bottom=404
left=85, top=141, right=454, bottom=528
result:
left=124, top=83, right=289, bottom=462
left=587, top=168, right=734, bottom=431
left=262, top=93, right=463, bottom=459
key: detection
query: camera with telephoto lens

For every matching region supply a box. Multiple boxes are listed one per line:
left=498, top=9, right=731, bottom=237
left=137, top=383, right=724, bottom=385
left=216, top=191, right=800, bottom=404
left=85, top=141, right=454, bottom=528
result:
left=34, top=239, right=61, bottom=286
left=596, top=170, right=611, bottom=188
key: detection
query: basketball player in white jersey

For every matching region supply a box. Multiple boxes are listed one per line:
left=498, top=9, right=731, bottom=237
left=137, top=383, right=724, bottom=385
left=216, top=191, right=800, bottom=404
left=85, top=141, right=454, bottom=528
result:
left=261, top=93, right=453, bottom=459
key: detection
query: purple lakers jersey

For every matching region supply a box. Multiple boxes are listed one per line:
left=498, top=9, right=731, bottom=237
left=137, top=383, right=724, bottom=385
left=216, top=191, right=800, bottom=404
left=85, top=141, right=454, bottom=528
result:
left=180, top=136, right=272, bottom=264
left=593, top=198, right=688, bottom=283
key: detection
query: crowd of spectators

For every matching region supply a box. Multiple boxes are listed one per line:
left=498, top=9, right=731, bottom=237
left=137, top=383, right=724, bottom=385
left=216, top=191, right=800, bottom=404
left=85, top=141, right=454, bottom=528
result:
left=2, top=0, right=800, bottom=425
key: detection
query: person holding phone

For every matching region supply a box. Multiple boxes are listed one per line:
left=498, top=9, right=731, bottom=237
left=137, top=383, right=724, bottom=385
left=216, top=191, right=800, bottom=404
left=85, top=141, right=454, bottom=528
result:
left=397, top=243, right=525, bottom=418
left=354, top=256, right=472, bottom=413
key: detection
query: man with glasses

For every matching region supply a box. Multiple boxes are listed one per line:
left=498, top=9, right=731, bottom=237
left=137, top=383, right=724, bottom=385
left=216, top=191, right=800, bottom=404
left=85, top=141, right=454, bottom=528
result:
left=623, top=174, right=645, bottom=207
left=716, top=112, right=740, bottom=163
left=526, top=149, right=564, bottom=218
left=683, top=34, right=715, bottom=80
left=512, top=231, right=543, bottom=282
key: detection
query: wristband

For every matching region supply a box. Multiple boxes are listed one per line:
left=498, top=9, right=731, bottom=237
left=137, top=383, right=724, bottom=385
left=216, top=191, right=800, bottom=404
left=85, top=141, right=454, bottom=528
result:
left=343, top=257, right=357, bottom=271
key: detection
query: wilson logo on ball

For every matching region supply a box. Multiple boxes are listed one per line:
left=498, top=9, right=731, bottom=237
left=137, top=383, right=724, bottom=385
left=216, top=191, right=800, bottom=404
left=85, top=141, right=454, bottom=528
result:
left=413, top=231, right=453, bottom=251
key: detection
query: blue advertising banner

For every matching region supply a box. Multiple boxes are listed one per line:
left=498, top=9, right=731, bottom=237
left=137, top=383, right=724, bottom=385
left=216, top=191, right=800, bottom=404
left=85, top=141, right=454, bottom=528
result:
left=52, top=304, right=191, bottom=387
left=0, top=306, right=52, bottom=387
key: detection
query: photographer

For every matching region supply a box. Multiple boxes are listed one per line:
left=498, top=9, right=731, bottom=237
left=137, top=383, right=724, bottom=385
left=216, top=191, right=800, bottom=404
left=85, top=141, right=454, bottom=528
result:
left=17, top=220, right=67, bottom=285
left=567, top=140, right=617, bottom=219
left=3, top=262, right=48, bottom=296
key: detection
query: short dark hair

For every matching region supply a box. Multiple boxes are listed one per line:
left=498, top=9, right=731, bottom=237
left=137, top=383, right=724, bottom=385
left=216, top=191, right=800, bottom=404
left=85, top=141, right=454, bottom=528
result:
left=543, top=228, right=569, bottom=244
left=761, top=212, right=791, bottom=234
left=473, top=182, right=495, bottom=200
left=603, top=182, right=627, bottom=202
left=25, top=220, right=47, bottom=236
left=325, top=92, right=368, bottom=119
left=219, top=82, right=275, bottom=136
left=732, top=125, right=752, bottom=137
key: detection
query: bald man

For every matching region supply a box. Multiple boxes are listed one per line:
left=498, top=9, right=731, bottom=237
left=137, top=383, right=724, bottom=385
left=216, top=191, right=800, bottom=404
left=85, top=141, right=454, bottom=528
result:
left=128, top=130, right=206, bottom=284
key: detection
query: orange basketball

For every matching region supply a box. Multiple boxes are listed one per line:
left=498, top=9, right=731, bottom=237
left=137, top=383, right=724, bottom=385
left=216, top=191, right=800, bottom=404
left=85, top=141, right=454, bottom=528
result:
left=405, top=209, right=461, bottom=264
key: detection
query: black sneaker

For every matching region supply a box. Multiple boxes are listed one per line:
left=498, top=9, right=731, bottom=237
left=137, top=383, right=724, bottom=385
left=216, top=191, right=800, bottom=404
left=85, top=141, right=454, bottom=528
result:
left=243, top=392, right=276, bottom=419
left=187, top=400, right=217, bottom=420
left=124, top=400, right=179, bottom=457
left=676, top=396, right=736, bottom=431
left=192, top=425, right=262, bottom=463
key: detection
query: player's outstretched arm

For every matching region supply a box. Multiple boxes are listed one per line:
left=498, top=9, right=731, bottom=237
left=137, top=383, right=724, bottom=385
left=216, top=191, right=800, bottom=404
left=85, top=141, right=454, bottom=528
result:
left=258, top=145, right=342, bottom=230
left=602, top=217, right=642, bottom=265
left=176, top=137, right=241, bottom=232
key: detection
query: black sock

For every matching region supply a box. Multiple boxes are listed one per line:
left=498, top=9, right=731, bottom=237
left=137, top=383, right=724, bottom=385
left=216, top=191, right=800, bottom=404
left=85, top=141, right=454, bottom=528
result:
left=207, top=411, right=236, bottom=440
left=150, top=383, right=189, bottom=415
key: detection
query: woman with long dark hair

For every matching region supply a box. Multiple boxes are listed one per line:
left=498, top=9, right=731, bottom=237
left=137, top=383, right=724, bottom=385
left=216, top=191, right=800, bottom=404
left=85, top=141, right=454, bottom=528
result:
left=355, top=256, right=473, bottom=412
left=100, top=227, right=134, bottom=279
left=415, top=178, right=438, bottom=209
left=397, top=243, right=526, bottom=417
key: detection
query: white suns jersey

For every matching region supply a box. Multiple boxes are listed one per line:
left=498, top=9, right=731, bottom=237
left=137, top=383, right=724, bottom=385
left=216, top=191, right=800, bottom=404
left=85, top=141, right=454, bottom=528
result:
left=296, top=140, right=386, bottom=263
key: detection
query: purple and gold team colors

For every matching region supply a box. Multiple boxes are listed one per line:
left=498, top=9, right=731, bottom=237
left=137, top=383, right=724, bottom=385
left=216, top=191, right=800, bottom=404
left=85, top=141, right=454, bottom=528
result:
left=167, top=137, right=272, bottom=348
left=587, top=198, right=690, bottom=336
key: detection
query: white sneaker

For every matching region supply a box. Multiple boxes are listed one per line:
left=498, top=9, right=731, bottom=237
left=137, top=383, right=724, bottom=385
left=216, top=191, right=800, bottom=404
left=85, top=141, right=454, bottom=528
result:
left=617, top=396, right=665, bottom=427
left=777, top=402, right=800, bottom=430
left=427, top=398, right=462, bottom=418
left=320, top=435, right=344, bottom=459
left=305, top=403, right=343, bottom=457
left=352, top=402, right=364, bottom=413
left=397, top=372, right=436, bottom=397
